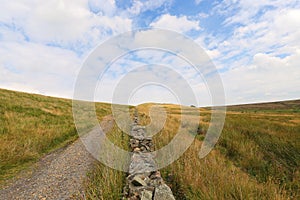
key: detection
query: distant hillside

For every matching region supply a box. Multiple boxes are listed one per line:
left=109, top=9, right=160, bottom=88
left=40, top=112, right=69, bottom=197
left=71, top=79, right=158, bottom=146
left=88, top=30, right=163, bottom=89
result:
left=137, top=102, right=300, bottom=199
left=227, top=99, right=300, bottom=112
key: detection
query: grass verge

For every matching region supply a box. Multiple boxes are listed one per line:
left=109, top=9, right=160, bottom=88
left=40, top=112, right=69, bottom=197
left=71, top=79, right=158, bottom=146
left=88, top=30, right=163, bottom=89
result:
left=84, top=109, right=132, bottom=200
left=0, top=88, right=112, bottom=184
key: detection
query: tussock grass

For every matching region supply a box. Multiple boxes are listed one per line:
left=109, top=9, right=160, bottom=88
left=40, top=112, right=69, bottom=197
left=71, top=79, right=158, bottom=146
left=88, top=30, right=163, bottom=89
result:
left=0, top=88, right=111, bottom=183
left=84, top=163, right=126, bottom=200
left=1, top=88, right=299, bottom=199
left=84, top=124, right=129, bottom=200
left=219, top=111, right=300, bottom=198
left=84, top=112, right=132, bottom=200
left=137, top=103, right=299, bottom=199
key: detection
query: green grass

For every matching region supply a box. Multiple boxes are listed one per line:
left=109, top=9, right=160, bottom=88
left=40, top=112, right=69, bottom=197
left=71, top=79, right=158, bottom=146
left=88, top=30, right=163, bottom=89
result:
left=84, top=122, right=130, bottom=200
left=218, top=111, right=300, bottom=197
left=1, top=88, right=299, bottom=199
left=84, top=108, right=134, bottom=200
left=0, top=88, right=132, bottom=199
left=0, top=88, right=112, bottom=183
left=137, top=103, right=300, bottom=199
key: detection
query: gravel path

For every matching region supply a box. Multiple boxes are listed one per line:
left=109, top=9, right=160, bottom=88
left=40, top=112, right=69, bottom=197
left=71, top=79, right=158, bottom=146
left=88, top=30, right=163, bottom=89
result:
left=0, top=116, right=113, bottom=200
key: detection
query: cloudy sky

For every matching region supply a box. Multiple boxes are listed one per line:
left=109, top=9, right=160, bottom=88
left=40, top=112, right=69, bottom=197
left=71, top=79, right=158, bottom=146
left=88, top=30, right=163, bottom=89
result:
left=0, top=0, right=299, bottom=106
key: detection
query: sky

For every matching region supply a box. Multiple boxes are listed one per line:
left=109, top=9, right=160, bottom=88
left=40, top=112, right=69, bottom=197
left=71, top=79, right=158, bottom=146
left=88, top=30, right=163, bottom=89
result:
left=0, top=0, right=300, bottom=106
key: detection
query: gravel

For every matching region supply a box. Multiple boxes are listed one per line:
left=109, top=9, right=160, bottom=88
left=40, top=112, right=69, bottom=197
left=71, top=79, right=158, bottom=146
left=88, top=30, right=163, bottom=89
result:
left=0, top=116, right=113, bottom=200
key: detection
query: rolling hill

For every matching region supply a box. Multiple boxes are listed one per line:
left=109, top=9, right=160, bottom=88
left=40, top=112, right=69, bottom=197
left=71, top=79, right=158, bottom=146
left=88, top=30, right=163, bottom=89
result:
left=0, top=88, right=299, bottom=199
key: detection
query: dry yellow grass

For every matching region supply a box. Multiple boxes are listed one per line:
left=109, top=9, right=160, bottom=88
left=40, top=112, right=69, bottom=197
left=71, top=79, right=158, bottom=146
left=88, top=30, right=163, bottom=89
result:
left=84, top=108, right=134, bottom=200
left=136, top=103, right=297, bottom=199
left=1, top=88, right=299, bottom=199
left=0, top=88, right=112, bottom=183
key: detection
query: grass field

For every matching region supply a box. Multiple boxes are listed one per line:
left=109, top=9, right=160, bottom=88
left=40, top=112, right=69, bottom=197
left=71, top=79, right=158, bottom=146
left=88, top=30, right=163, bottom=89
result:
left=0, top=88, right=112, bottom=183
left=1, top=88, right=299, bottom=199
left=137, top=101, right=300, bottom=199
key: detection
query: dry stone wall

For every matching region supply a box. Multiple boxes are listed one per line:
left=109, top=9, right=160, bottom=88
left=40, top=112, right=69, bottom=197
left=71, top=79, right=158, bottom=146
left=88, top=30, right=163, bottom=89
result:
left=123, top=112, right=175, bottom=200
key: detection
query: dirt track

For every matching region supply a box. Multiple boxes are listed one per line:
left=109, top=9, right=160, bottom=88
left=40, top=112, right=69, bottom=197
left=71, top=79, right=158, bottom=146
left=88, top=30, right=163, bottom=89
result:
left=0, top=116, right=113, bottom=200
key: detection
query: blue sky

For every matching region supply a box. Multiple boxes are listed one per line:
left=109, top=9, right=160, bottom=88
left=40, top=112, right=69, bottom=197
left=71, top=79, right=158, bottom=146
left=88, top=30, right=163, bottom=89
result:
left=0, top=0, right=300, bottom=106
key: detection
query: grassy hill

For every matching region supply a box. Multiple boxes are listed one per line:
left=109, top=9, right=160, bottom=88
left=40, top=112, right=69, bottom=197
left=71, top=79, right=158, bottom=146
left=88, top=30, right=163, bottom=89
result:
left=0, top=88, right=112, bottom=183
left=0, top=88, right=299, bottom=199
left=227, top=99, right=300, bottom=113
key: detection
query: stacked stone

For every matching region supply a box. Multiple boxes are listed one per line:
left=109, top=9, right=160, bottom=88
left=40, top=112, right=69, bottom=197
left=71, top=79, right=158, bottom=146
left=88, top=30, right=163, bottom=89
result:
left=123, top=112, right=175, bottom=200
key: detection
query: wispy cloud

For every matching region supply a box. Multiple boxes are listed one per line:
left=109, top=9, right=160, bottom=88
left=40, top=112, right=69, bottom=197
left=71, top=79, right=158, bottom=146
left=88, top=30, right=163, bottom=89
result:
left=0, top=0, right=299, bottom=106
left=150, top=14, right=200, bottom=33
left=200, top=2, right=300, bottom=104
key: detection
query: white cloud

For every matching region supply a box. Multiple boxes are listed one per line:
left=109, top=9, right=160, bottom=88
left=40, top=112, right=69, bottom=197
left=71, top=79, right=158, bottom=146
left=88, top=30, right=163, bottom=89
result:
left=221, top=51, right=300, bottom=104
left=216, top=8, right=300, bottom=64
left=126, top=0, right=171, bottom=15
left=205, top=49, right=220, bottom=59
left=0, top=0, right=132, bottom=46
left=0, top=1, right=91, bottom=43
left=88, top=0, right=116, bottom=16
left=24, top=1, right=93, bottom=43
left=0, top=26, right=26, bottom=42
left=127, top=0, right=143, bottom=15
left=0, top=0, right=299, bottom=106
left=96, top=15, right=132, bottom=35
left=0, top=40, right=81, bottom=97
left=150, top=14, right=200, bottom=33
left=195, top=0, right=203, bottom=5
left=197, top=3, right=300, bottom=104
left=0, top=0, right=133, bottom=98
left=0, top=1, right=30, bottom=22
left=216, top=0, right=297, bottom=25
